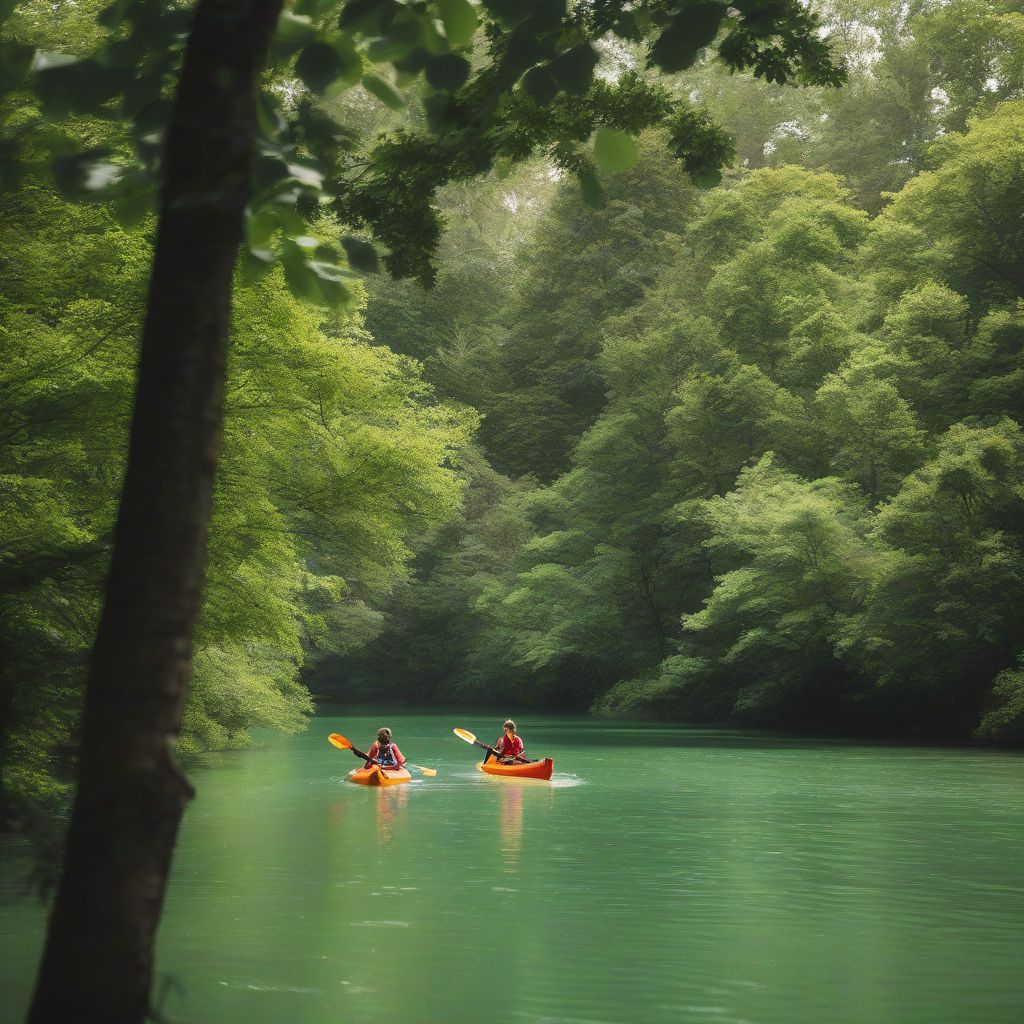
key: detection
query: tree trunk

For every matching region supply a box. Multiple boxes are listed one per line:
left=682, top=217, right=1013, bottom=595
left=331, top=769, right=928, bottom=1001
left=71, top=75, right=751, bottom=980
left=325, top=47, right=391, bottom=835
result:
left=27, top=1, right=283, bottom=1021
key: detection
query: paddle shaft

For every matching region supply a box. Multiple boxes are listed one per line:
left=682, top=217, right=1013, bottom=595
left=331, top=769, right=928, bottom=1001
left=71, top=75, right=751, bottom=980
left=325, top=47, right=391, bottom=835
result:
left=476, top=738, right=532, bottom=764
left=455, top=727, right=535, bottom=765
left=470, top=738, right=501, bottom=762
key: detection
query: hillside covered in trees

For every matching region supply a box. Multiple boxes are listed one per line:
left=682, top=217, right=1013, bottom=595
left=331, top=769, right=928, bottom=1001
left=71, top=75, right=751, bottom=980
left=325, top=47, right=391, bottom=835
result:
left=3, top=0, right=1024, bottom=869
left=335, top=0, right=1024, bottom=740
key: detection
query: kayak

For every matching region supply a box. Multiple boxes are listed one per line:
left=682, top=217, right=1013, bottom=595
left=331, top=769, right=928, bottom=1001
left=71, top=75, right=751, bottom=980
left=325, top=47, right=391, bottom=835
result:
left=477, top=758, right=554, bottom=781
left=348, top=765, right=412, bottom=786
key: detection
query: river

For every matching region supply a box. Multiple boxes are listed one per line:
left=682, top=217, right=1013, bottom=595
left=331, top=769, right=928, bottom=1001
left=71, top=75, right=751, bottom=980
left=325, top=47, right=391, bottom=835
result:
left=2, top=710, right=1024, bottom=1023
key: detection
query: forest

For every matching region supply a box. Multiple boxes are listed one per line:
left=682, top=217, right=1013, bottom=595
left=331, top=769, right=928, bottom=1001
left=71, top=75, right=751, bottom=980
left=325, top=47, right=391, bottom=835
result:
left=2, top=0, right=1024, bottom=881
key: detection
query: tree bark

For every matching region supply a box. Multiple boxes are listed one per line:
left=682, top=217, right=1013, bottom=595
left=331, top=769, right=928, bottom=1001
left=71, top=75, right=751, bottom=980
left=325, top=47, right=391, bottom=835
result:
left=27, top=1, right=283, bottom=1021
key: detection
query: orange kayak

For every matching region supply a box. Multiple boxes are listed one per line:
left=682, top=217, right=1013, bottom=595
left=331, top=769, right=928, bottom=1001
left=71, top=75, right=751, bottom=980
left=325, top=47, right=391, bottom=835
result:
left=349, top=765, right=412, bottom=786
left=477, top=758, right=554, bottom=781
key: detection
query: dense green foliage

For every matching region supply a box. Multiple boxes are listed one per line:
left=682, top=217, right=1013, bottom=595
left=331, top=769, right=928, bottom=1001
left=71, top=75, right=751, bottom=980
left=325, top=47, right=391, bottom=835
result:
left=2, top=0, right=1023, bottom=874
left=0, top=174, right=472, bottom=856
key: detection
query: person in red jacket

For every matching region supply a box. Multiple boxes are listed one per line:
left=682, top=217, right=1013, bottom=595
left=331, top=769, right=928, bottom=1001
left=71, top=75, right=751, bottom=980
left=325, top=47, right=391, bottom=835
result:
left=493, top=719, right=527, bottom=764
left=363, top=727, right=405, bottom=770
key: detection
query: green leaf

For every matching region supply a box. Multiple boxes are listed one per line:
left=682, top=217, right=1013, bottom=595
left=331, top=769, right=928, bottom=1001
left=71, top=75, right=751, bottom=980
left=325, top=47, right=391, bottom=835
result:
left=393, top=47, right=429, bottom=75
left=527, top=0, right=567, bottom=32
left=649, top=3, right=725, bottom=73
left=328, top=33, right=364, bottom=89
left=425, top=54, right=470, bottom=92
left=256, top=91, right=287, bottom=141
left=592, top=128, right=638, bottom=175
left=253, top=155, right=290, bottom=191
left=341, top=235, right=380, bottom=273
left=112, top=186, right=152, bottom=228
left=481, top=0, right=541, bottom=25
left=548, top=43, right=598, bottom=94
left=287, top=161, right=325, bottom=188
left=339, top=0, right=399, bottom=35
left=438, top=0, right=478, bottom=47
left=0, top=42, right=35, bottom=92
left=52, top=149, right=125, bottom=196
left=296, top=103, right=360, bottom=148
left=34, top=55, right=132, bottom=115
left=578, top=168, right=603, bottom=208
left=294, top=0, right=339, bottom=14
left=292, top=251, right=353, bottom=305
left=272, top=12, right=318, bottom=57
left=282, top=239, right=321, bottom=301
left=522, top=65, right=558, bottom=104
left=245, top=208, right=277, bottom=250
left=367, top=23, right=421, bottom=63
left=692, top=167, right=722, bottom=188
left=361, top=73, right=405, bottom=109
left=295, top=42, right=348, bottom=93
left=292, top=0, right=335, bottom=15
left=241, top=246, right=277, bottom=284
left=424, top=92, right=457, bottom=132
left=612, top=11, right=641, bottom=40
left=120, top=73, right=163, bottom=119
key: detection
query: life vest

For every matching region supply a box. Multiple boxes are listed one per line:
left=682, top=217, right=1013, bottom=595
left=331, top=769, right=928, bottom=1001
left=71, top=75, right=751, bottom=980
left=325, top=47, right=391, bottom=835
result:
left=376, top=742, right=398, bottom=767
left=495, top=734, right=522, bottom=758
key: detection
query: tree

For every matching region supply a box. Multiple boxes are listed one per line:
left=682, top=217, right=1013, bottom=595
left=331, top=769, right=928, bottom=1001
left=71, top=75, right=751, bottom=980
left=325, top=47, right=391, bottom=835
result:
left=481, top=137, right=698, bottom=479
left=875, top=100, right=1024, bottom=309
left=836, top=419, right=1024, bottom=733
left=682, top=455, right=873, bottom=727
left=814, top=351, right=927, bottom=502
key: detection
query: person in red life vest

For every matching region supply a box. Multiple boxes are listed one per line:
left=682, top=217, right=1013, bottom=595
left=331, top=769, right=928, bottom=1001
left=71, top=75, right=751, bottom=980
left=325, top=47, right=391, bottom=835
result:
left=493, top=719, right=527, bottom=764
left=363, top=727, right=405, bottom=771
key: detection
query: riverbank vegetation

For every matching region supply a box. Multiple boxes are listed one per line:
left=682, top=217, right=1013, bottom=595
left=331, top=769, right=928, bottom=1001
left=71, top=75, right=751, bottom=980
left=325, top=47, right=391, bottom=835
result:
left=3, top=0, right=1024, bottom=872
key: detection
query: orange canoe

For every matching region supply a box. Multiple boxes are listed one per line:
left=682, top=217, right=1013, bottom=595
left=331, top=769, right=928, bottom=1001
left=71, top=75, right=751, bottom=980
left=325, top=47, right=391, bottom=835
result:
left=349, top=765, right=412, bottom=786
left=477, top=758, right=554, bottom=781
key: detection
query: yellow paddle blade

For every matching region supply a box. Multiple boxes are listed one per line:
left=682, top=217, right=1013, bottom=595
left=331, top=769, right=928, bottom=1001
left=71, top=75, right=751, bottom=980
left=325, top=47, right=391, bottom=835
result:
left=453, top=727, right=477, bottom=745
left=409, top=764, right=438, bottom=777
left=328, top=733, right=353, bottom=750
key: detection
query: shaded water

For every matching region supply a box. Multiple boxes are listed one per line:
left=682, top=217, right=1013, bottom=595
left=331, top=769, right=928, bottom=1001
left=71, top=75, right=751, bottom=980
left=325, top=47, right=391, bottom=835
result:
left=3, top=710, right=1024, bottom=1023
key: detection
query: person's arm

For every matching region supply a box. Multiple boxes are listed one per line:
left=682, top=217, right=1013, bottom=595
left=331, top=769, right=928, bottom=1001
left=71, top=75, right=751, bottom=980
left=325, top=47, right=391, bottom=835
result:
left=364, top=742, right=378, bottom=767
left=390, top=744, right=405, bottom=766
left=513, top=737, right=528, bottom=762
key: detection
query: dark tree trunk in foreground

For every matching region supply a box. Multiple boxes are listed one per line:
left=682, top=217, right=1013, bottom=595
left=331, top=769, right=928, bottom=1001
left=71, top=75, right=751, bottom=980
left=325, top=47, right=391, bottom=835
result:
left=28, top=1, right=283, bottom=1021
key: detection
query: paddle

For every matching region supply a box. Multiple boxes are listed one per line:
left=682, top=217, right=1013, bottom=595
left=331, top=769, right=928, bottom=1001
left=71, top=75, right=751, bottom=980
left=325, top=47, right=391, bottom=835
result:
left=453, top=726, right=500, bottom=763
left=327, top=733, right=437, bottom=777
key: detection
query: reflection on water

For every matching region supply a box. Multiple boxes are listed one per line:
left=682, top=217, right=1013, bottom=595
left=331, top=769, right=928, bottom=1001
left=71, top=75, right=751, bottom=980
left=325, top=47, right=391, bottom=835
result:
left=499, top=783, right=523, bottom=871
left=1, top=711, right=1024, bottom=1024
left=376, top=784, right=410, bottom=844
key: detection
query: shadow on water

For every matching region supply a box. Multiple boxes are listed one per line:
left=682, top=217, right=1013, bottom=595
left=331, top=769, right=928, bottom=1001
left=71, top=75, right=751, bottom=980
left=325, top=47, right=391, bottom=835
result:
left=311, top=701, right=1024, bottom=755
left=498, top=718, right=1024, bottom=756
left=508, top=719, right=907, bottom=753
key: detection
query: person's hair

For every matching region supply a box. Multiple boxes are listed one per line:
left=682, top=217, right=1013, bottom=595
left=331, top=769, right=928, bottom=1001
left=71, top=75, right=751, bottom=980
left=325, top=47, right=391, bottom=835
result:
left=377, top=727, right=392, bottom=743
left=503, top=720, right=516, bottom=732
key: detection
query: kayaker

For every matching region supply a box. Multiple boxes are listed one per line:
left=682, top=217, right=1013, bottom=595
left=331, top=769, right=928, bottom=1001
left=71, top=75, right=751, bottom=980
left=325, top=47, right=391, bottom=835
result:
left=493, top=719, right=528, bottom=764
left=363, top=728, right=406, bottom=771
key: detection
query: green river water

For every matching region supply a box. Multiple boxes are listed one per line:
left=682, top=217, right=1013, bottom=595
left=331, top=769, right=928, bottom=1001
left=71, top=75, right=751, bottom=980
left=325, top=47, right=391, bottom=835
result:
left=2, top=710, right=1024, bottom=1024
